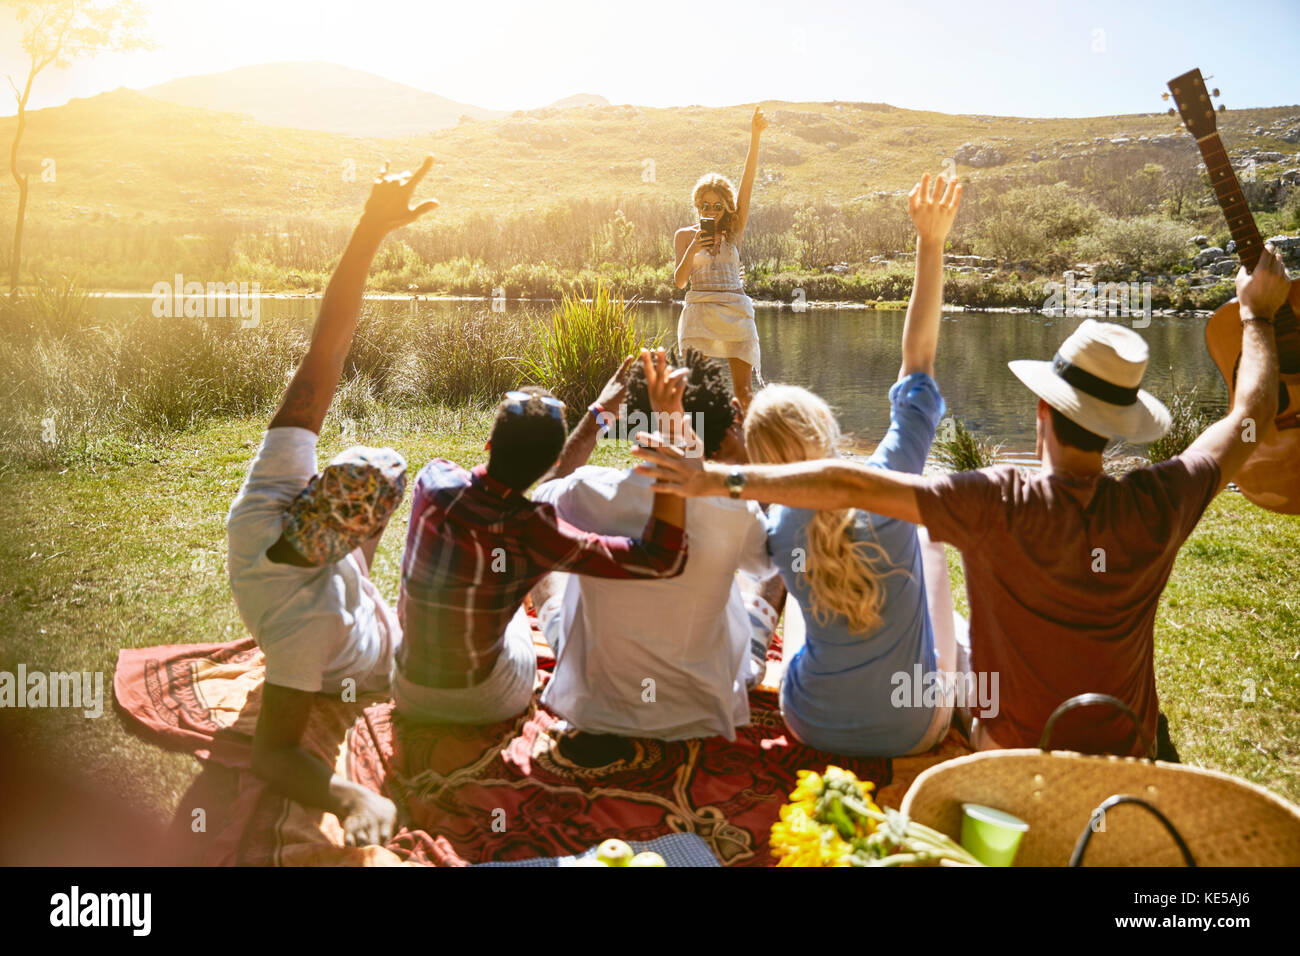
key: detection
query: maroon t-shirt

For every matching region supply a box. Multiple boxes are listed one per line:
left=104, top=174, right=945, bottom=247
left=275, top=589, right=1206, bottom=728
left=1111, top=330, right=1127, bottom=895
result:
left=915, top=451, right=1220, bottom=756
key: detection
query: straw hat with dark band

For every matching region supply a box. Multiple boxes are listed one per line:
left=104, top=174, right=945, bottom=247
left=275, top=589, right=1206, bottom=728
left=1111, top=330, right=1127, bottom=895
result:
left=1009, top=319, right=1171, bottom=443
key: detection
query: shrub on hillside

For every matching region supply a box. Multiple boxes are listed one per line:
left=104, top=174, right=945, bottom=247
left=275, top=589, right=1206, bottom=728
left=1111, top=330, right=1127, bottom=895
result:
left=1074, top=215, right=1190, bottom=279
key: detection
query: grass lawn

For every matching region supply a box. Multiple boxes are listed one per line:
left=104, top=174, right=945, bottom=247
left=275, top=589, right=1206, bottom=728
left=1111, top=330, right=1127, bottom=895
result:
left=1, top=411, right=1297, bottom=831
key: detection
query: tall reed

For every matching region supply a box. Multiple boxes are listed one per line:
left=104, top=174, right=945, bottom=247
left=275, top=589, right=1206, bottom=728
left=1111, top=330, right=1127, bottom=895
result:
left=516, top=283, right=663, bottom=428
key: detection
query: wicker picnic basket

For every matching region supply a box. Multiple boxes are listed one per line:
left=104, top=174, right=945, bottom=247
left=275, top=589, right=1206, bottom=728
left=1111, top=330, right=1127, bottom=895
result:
left=899, top=695, right=1300, bottom=866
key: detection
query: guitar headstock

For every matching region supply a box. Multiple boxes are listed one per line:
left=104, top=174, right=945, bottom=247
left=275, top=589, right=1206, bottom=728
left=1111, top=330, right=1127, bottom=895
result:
left=1166, top=69, right=1223, bottom=138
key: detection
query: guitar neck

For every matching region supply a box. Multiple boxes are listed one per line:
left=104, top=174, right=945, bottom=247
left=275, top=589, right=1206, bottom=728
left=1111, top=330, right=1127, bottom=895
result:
left=1194, top=130, right=1297, bottom=365
left=1196, top=132, right=1266, bottom=270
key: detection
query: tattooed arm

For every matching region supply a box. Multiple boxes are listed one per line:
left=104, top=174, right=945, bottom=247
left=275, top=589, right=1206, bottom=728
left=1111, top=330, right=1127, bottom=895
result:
left=268, top=156, right=438, bottom=433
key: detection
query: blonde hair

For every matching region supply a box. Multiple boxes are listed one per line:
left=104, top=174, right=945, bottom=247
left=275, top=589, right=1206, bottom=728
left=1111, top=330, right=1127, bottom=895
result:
left=692, top=173, right=740, bottom=242
left=744, top=385, right=904, bottom=636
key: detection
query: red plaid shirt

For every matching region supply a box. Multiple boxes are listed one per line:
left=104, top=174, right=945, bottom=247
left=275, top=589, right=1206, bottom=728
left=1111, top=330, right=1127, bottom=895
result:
left=397, top=460, right=687, bottom=688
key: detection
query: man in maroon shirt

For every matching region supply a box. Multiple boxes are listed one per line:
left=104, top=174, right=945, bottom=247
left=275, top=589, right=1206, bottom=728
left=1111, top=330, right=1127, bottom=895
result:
left=634, top=245, right=1291, bottom=757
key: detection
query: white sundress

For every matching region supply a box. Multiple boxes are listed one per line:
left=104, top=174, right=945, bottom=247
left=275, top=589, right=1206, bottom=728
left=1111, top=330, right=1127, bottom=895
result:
left=677, top=236, right=761, bottom=377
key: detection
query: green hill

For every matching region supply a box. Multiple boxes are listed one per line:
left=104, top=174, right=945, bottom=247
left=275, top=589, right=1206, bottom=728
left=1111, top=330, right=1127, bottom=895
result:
left=4, top=85, right=1297, bottom=225
left=1, top=82, right=1297, bottom=296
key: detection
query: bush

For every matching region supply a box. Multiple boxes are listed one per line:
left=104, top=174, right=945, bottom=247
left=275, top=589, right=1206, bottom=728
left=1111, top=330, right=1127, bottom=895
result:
left=391, top=306, right=537, bottom=406
left=515, top=283, right=664, bottom=428
left=1074, top=215, right=1190, bottom=279
left=932, top=417, right=1003, bottom=471
left=1147, top=386, right=1212, bottom=464
left=0, top=297, right=553, bottom=467
left=973, top=183, right=1099, bottom=266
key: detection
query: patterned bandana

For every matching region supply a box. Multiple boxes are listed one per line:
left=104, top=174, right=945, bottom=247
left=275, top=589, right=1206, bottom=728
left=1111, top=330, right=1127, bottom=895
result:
left=282, top=445, right=407, bottom=565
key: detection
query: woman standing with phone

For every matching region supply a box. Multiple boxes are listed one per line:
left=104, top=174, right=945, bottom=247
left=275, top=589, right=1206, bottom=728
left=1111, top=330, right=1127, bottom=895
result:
left=673, top=105, right=768, bottom=411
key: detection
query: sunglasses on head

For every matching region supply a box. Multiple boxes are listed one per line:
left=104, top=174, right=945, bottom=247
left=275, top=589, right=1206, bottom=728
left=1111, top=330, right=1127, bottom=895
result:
left=697, top=201, right=726, bottom=213
left=504, top=390, right=565, bottom=421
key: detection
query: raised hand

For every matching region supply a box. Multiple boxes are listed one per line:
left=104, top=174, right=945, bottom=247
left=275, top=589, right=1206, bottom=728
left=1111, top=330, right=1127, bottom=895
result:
left=641, top=347, right=700, bottom=453
left=360, top=155, right=439, bottom=235
left=633, top=430, right=712, bottom=495
left=595, top=354, right=636, bottom=412
left=751, top=105, right=768, bottom=138
left=907, top=172, right=962, bottom=245
left=642, top=347, right=688, bottom=419
left=1237, top=242, right=1292, bottom=321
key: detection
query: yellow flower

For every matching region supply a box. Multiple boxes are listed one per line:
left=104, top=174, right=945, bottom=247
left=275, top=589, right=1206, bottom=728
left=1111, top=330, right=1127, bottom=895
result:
left=773, top=766, right=888, bottom=865
left=771, top=804, right=824, bottom=866
left=789, top=769, right=824, bottom=805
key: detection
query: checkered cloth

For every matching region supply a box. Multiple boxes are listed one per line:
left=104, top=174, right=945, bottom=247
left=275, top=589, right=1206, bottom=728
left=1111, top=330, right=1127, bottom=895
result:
left=476, top=833, right=721, bottom=867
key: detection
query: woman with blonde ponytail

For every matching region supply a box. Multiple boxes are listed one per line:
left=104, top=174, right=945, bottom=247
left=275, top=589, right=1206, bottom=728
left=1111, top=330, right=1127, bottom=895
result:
left=745, top=171, right=964, bottom=757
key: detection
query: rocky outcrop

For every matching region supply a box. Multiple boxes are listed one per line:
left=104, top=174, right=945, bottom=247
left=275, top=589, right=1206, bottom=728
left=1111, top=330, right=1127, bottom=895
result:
left=955, top=142, right=1007, bottom=168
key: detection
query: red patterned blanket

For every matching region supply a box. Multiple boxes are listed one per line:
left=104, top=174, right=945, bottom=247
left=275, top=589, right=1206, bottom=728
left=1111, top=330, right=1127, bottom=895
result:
left=114, top=635, right=895, bottom=866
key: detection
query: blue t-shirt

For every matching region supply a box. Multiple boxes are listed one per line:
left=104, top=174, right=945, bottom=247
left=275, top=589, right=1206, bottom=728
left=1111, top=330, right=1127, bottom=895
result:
left=767, top=372, right=946, bottom=756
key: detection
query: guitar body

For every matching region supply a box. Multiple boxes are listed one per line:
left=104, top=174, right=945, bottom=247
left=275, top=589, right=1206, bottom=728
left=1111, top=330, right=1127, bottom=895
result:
left=1204, top=278, right=1300, bottom=514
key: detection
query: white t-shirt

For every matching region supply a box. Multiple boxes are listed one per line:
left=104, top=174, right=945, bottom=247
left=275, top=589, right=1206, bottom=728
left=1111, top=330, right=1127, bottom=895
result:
left=532, top=465, right=772, bottom=741
left=225, top=427, right=399, bottom=694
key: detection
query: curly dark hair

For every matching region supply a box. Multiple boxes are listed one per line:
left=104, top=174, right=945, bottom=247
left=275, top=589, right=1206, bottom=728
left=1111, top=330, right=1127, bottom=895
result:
left=622, top=347, right=735, bottom=459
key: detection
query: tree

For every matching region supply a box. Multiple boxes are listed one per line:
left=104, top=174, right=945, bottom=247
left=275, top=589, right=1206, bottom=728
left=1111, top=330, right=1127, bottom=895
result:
left=5, top=0, right=151, bottom=295
left=792, top=204, right=844, bottom=270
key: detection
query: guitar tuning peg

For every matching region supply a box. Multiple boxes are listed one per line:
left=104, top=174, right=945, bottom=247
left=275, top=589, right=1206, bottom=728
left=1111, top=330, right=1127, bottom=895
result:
left=1167, top=107, right=1176, bottom=116
left=1211, top=87, right=1220, bottom=98
left=1161, top=92, right=1170, bottom=100
left=1218, top=103, right=1227, bottom=112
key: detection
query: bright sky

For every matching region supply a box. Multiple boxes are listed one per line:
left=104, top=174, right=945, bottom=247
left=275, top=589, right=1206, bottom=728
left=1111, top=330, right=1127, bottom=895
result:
left=1, top=0, right=1298, bottom=117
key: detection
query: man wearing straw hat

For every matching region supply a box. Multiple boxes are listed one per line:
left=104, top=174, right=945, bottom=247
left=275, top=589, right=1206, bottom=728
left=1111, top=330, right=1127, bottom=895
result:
left=227, top=157, right=437, bottom=848
left=633, top=244, right=1291, bottom=758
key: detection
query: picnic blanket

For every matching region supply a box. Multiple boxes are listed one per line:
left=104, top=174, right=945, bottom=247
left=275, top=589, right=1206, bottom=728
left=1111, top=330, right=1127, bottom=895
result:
left=115, top=632, right=967, bottom=866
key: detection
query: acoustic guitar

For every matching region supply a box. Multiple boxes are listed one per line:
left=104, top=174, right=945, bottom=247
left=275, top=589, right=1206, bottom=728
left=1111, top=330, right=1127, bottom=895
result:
left=1167, top=68, right=1300, bottom=514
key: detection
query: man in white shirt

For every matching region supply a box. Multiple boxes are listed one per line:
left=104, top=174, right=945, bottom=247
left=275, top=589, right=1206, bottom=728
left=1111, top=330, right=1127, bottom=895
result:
left=531, top=349, right=780, bottom=750
left=226, top=157, right=437, bottom=847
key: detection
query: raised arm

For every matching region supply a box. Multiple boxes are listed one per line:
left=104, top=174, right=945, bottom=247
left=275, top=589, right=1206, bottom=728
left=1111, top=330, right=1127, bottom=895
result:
left=632, top=436, right=926, bottom=525
left=1186, top=242, right=1287, bottom=492
left=527, top=351, right=689, bottom=580
left=899, top=172, right=961, bottom=380
left=641, top=347, right=690, bottom=532
left=268, top=157, right=438, bottom=433
left=733, top=106, right=768, bottom=241
left=536, top=354, right=634, bottom=485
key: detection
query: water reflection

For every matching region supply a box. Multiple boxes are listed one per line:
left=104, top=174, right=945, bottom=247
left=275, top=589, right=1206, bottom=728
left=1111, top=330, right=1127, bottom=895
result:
left=639, top=304, right=1225, bottom=457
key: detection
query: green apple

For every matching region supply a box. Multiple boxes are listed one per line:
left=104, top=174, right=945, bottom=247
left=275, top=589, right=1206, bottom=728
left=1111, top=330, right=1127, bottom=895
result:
left=595, top=839, right=634, bottom=867
left=628, top=851, right=667, bottom=867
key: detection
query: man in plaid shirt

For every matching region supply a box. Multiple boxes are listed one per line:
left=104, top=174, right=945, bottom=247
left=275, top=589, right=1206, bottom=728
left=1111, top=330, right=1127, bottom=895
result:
left=395, top=350, right=691, bottom=724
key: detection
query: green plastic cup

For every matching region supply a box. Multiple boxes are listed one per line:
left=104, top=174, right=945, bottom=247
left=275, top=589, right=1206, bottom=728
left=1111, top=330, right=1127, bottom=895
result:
left=960, top=803, right=1029, bottom=867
